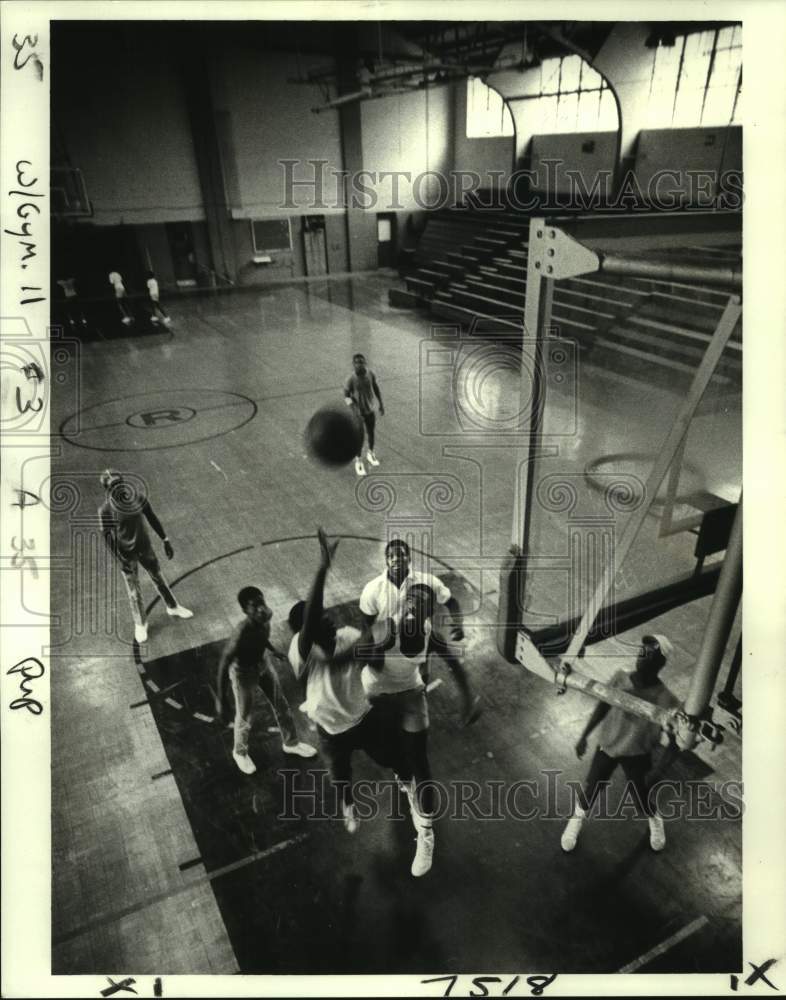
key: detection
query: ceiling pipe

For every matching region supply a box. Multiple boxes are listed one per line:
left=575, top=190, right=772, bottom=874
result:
left=311, top=87, right=371, bottom=113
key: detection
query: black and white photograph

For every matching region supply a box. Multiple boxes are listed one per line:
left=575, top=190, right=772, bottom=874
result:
left=1, top=1, right=784, bottom=996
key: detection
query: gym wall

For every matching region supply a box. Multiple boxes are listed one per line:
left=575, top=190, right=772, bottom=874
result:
left=52, top=23, right=204, bottom=227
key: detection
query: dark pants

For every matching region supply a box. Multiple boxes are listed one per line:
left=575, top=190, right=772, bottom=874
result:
left=317, top=706, right=400, bottom=807
left=115, top=291, right=133, bottom=321
left=120, top=548, right=178, bottom=625
left=580, top=748, right=655, bottom=817
left=358, top=410, right=375, bottom=453
left=370, top=691, right=435, bottom=817
left=149, top=298, right=169, bottom=320
left=63, top=299, right=87, bottom=327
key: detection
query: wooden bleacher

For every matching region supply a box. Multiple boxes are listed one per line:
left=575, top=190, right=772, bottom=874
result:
left=391, top=208, right=742, bottom=387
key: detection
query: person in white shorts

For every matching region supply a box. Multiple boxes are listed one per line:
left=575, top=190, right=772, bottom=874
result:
left=108, top=269, right=134, bottom=325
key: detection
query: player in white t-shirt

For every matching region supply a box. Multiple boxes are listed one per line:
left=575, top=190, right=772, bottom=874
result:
left=145, top=269, right=171, bottom=325
left=108, top=269, right=134, bottom=325
left=360, top=539, right=481, bottom=726
left=287, top=529, right=399, bottom=834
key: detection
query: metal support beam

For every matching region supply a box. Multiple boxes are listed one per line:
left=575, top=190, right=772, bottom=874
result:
left=684, top=497, right=742, bottom=719
left=511, top=218, right=599, bottom=554
left=515, top=633, right=681, bottom=731
left=560, top=294, right=742, bottom=672
left=720, top=634, right=743, bottom=703
left=507, top=219, right=743, bottom=749
left=599, top=252, right=742, bottom=292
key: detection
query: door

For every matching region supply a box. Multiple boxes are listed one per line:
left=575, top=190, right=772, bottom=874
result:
left=166, top=222, right=199, bottom=287
left=377, top=213, right=397, bottom=268
left=302, top=216, right=328, bottom=277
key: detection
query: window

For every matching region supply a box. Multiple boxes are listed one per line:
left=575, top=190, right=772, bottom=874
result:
left=512, top=55, right=617, bottom=135
left=466, top=77, right=514, bottom=138
left=251, top=218, right=292, bottom=254
left=646, top=25, right=742, bottom=128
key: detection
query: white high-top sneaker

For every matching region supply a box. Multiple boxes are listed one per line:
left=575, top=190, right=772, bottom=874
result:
left=232, top=750, right=256, bottom=775
left=366, top=450, right=380, bottom=466
left=134, top=622, right=148, bottom=644
left=342, top=802, right=359, bottom=834
left=411, top=822, right=434, bottom=877
left=410, top=802, right=435, bottom=876
left=561, top=803, right=586, bottom=852
left=648, top=812, right=666, bottom=851
left=355, top=458, right=366, bottom=477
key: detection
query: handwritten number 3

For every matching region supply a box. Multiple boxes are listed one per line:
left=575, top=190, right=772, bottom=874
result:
left=12, top=34, right=39, bottom=70
left=16, top=387, right=43, bottom=414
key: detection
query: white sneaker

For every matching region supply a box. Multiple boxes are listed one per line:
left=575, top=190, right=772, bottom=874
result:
left=233, top=750, right=256, bottom=775
left=366, top=450, right=380, bottom=466
left=151, top=315, right=160, bottom=323
left=282, top=741, right=317, bottom=759
left=411, top=827, right=434, bottom=877
left=342, top=802, right=359, bottom=834
left=121, top=316, right=133, bottom=325
left=163, top=316, right=172, bottom=326
left=561, top=808, right=586, bottom=852
left=134, top=622, right=148, bottom=644
left=648, top=813, right=666, bottom=852
left=166, top=604, right=193, bottom=619
left=355, top=459, right=366, bottom=477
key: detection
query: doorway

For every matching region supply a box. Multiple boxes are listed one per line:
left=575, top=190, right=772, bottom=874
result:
left=377, top=213, right=397, bottom=268
left=302, top=216, right=328, bottom=277
left=166, top=222, right=199, bottom=287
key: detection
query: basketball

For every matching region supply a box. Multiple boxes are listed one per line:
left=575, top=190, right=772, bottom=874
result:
left=304, top=404, right=364, bottom=467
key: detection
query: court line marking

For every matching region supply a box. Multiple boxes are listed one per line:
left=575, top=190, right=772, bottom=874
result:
left=617, top=914, right=709, bottom=973
left=205, top=833, right=310, bottom=883
left=63, top=368, right=446, bottom=437
left=59, top=391, right=258, bottom=452
left=52, top=833, right=309, bottom=948
left=70, top=398, right=252, bottom=435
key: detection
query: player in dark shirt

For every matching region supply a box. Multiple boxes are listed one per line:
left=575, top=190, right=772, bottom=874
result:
left=344, top=353, right=384, bottom=477
left=215, top=586, right=316, bottom=774
left=98, top=469, right=192, bottom=644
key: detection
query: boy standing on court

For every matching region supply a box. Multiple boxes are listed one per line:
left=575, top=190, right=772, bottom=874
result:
left=145, top=269, right=172, bottom=326
left=344, top=352, right=384, bottom=477
left=98, top=469, right=193, bottom=644
left=560, top=634, right=680, bottom=853
left=215, top=586, right=317, bottom=775
left=108, top=269, right=134, bottom=326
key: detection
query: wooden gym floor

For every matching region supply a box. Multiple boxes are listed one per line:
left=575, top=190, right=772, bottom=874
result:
left=51, top=271, right=741, bottom=975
